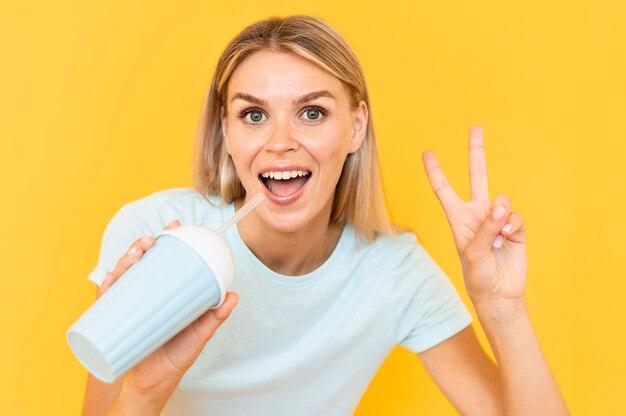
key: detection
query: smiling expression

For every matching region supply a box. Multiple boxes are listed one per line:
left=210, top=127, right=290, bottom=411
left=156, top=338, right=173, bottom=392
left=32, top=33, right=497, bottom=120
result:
left=222, top=49, right=368, bottom=233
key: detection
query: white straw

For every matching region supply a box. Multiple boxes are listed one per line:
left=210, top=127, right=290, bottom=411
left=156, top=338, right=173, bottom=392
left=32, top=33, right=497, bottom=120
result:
left=215, top=193, right=265, bottom=236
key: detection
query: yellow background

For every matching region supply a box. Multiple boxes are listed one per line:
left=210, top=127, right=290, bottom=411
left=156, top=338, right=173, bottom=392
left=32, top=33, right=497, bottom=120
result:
left=1, top=0, right=624, bottom=414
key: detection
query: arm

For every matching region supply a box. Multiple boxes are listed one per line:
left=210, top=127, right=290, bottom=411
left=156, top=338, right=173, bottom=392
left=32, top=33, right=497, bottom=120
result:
left=419, top=125, right=568, bottom=415
left=418, top=326, right=503, bottom=415
left=419, top=306, right=567, bottom=415
left=475, top=298, right=566, bottom=415
left=81, top=221, right=239, bottom=415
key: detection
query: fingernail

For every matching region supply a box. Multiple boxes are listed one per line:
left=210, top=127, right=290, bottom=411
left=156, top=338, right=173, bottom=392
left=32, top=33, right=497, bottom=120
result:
left=492, top=205, right=506, bottom=221
left=129, top=246, right=138, bottom=255
left=502, top=223, right=513, bottom=234
left=493, top=235, right=503, bottom=248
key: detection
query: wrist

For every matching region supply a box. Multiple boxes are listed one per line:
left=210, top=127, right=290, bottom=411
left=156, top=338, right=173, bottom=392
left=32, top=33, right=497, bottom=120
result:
left=473, top=296, right=529, bottom=328
left=107, top=378, right=171, bottom=416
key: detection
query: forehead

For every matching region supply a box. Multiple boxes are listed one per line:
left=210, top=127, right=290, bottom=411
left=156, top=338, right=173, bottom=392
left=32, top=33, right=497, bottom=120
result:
left=226, top=49, right=348, bottom=103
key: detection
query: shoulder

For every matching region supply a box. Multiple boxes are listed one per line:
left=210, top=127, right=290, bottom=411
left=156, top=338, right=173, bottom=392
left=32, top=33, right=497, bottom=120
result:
left=123, top=187, right=220, bottom=210
left=111, top=188, right=228, bottom=233
left=354, top=230, right=449, bottom=289
left=88, top=188, right=227, bottom=286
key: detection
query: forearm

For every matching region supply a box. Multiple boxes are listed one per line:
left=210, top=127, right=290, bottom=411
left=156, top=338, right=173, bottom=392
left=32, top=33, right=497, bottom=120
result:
left=475, top=297, right=569, bottom=416
left=83, top=374, right=123, bottom=416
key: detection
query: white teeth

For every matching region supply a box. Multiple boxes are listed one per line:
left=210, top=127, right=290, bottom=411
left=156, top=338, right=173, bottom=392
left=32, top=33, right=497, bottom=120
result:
left=260, top=170, right=310, bottom=180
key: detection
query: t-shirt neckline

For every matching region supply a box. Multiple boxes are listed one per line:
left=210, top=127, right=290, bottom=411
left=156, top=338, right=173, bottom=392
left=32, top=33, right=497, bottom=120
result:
left=223, top=202, right=353, bottom=286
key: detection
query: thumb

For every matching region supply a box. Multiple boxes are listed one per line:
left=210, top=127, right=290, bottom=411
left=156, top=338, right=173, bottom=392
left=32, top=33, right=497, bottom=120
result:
left=466, top=194, right=512, bottom=259
left=161, top=292, right=240, bottom=373
left=194, top=292, right=239, bottom=343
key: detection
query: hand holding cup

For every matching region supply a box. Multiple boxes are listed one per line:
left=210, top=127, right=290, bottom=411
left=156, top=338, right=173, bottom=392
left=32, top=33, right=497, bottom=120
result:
left=103, top=220, right=239, bottom=407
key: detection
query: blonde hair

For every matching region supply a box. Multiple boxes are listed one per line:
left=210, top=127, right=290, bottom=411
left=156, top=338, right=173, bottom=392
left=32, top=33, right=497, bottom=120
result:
left=192, top=15, right=396, bottom=241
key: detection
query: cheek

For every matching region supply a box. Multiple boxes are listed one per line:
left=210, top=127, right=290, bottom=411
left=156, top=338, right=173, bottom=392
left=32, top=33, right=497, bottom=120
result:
left=301, top=126, right=351, bottom=167
left=226, top=126, right=264, bottom=162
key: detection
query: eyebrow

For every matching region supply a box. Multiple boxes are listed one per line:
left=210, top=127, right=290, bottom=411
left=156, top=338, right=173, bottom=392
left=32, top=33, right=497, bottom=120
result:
left=230, top=90, right=336, bottom=106
left=294, top=90, right=335, bottom=105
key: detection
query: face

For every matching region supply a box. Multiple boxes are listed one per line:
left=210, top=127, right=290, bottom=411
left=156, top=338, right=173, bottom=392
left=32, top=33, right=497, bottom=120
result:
left=222, top=49, right=368, bottom=233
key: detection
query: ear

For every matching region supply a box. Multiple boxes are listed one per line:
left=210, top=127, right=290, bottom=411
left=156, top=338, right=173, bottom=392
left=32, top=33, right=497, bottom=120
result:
left=348, top=100, right=368, bottom=154
left=220, top=106, right=231, bottom=155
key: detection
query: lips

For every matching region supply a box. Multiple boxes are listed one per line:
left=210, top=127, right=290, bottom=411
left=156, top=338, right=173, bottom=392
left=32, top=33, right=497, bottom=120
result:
left=257, top=167, right=312, bottom=205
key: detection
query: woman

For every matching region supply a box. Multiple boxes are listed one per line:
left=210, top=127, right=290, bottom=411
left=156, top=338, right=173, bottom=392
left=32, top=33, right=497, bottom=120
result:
left=83, top=15, right=568, bottom=415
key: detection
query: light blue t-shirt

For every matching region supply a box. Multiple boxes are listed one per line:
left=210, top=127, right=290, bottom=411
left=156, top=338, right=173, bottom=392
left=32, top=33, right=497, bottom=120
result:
left=87, top=188, right=472, bottom=415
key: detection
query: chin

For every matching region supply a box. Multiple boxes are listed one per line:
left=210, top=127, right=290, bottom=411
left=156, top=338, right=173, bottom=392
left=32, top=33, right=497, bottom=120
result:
left=257, top=207, right=315, bottom=234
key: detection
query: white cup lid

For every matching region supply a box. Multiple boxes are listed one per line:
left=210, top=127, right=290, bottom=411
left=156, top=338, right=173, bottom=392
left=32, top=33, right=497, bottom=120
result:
left=158, top=225, right=234, bottom=308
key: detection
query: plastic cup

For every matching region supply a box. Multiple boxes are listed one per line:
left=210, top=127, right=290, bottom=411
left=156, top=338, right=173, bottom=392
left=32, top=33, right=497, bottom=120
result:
left=67, top=225, right=234, bottom=383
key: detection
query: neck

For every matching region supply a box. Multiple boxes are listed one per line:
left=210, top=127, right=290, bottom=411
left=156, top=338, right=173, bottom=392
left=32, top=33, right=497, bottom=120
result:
left=234, top=199, right=343, bottom=276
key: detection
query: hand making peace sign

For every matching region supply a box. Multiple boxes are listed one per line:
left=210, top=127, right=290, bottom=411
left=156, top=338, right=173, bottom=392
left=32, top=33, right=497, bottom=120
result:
left=422, top=126, right=528, bottom=306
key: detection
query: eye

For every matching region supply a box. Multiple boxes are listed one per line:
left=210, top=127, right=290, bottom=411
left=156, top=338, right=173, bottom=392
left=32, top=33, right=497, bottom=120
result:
left=239, top=108, right=267, bottom=124
left=301, top=106, right=326, bottom=122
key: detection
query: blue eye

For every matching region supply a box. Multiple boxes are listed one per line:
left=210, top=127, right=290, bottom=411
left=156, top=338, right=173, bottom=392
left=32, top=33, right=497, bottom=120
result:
left=240, top=108, right=267, bottom=123
left=302, top=107, right=326, bottom=121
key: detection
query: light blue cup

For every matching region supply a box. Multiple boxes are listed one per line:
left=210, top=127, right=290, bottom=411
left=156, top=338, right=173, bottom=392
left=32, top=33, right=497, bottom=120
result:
left=67, top=225, right=234, bottom=383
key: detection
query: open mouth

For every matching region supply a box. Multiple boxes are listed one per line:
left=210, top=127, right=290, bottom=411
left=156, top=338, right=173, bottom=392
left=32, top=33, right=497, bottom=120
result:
left=259, top=170, right=312, bottom=197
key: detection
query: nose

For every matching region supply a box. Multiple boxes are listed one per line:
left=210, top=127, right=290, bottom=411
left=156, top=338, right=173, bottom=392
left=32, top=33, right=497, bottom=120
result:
left=263, top=119, right=299, bottom=154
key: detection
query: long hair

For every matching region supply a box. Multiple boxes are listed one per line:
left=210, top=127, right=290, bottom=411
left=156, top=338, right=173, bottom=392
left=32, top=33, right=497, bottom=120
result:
left=192, top=15, right=396, bottom=241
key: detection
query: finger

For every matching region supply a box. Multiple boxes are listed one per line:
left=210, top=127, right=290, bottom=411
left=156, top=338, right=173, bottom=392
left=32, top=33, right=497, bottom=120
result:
left=499, top=212, right=526, bottom=244
left=110, top=235, right=156, bottom=281
left=422, top=150, right=462, bottom=215
left=465, top=194, right=512, bottom=259
left=492, top=194, right=512, bottom=215
left=104, top=220, right=181, bottom=293
left=468, top=125, right=490, bottom=204
left=163, top=219, right=182, bottom=231
left=96, top=272, right=115, bottom=299
left=161, top=292, right=240, bottom=374
left=197, top=292, right=240, bottom=337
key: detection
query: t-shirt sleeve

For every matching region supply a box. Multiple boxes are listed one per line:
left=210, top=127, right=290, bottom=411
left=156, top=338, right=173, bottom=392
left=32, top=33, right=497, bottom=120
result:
left=86, top=199, right=164, bottom=287
left=396, top=243, right=472, bottom=354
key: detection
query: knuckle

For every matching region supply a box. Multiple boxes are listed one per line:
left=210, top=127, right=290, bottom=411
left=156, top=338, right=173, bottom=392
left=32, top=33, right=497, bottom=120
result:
left=433, top=178, right=450, bottom=193
left=426, top=164, right=442, bottom=176
left=470, top=167, right=487, bottom=176
left=463, top=243, right=482, bottom=263
left=127, top=245, right=141, bottom=257
left=139, top=235, right=154, bottom=248
left=116, top=249, right=138, bottom=272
